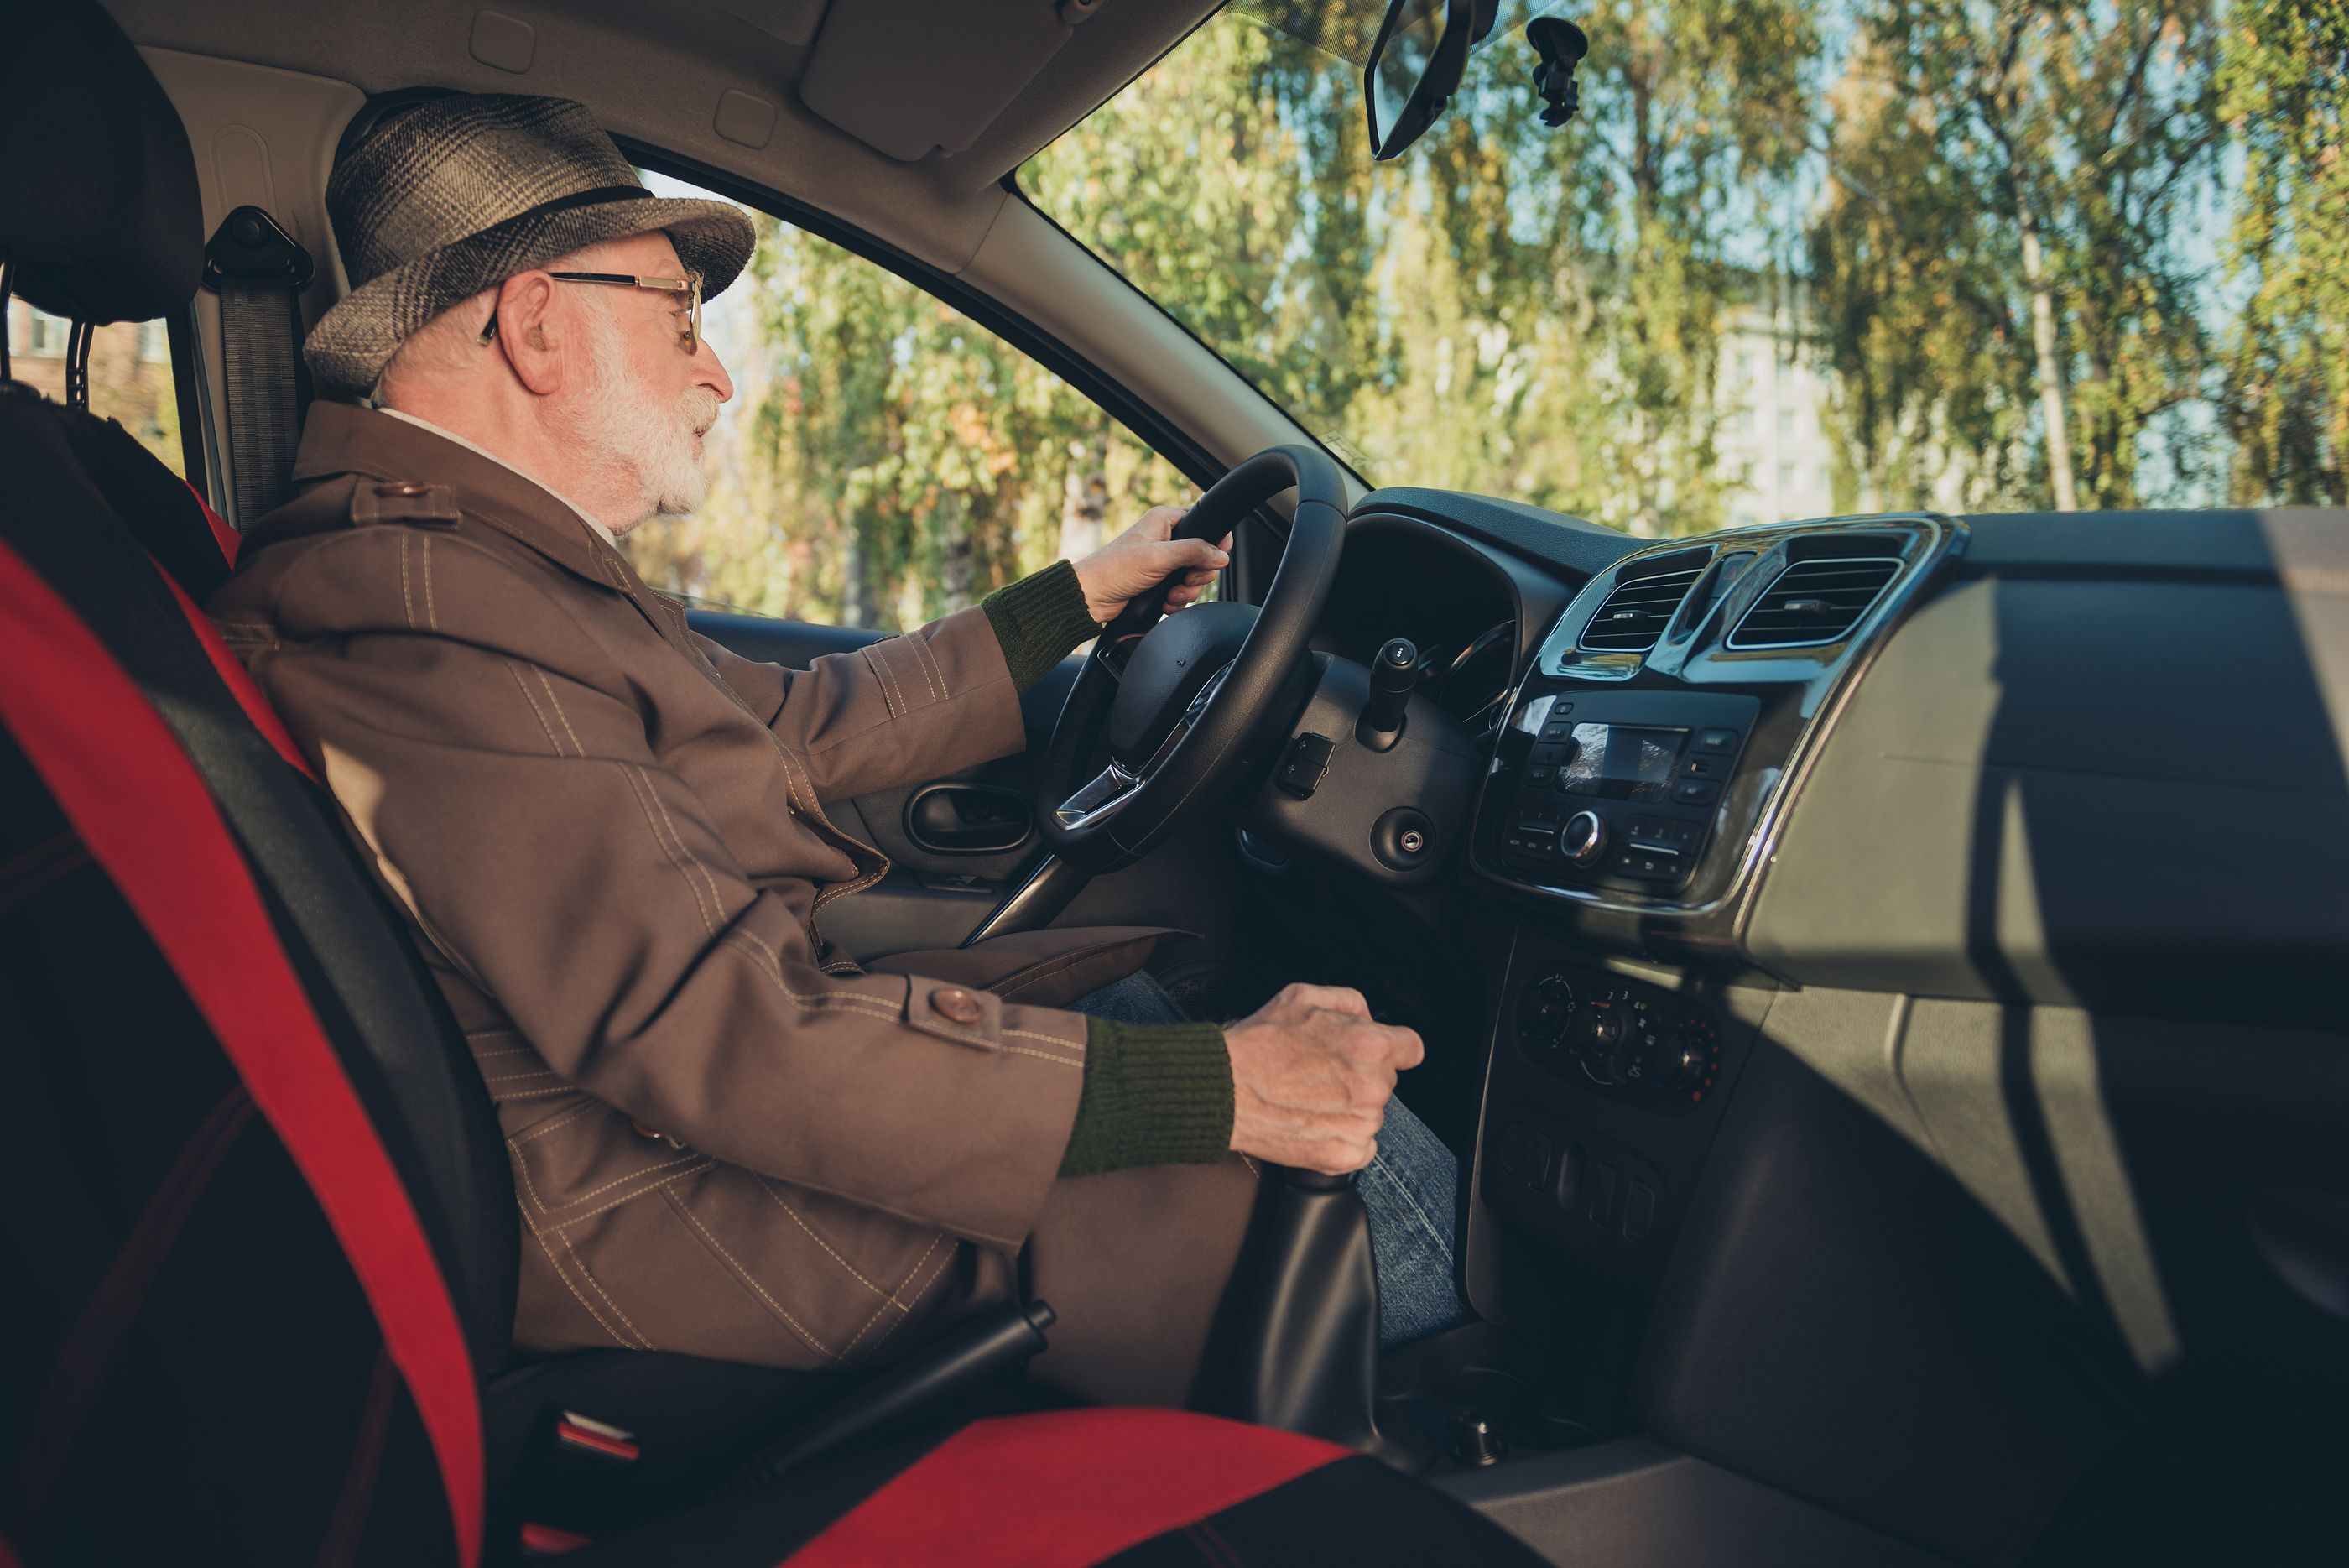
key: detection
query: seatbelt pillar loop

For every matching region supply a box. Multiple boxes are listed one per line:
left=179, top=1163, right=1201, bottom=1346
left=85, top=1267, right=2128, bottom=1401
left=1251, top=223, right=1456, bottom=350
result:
left=201, top=206, right=314, bottom=529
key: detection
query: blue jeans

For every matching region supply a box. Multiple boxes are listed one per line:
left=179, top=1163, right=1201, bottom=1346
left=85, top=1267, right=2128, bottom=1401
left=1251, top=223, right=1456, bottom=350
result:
left=1070, top=971, right=1473, bottom=1348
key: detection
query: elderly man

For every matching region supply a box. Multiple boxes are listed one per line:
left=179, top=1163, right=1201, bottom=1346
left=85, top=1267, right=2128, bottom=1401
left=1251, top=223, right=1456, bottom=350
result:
left=211, top=94, right=1464, bottom=1404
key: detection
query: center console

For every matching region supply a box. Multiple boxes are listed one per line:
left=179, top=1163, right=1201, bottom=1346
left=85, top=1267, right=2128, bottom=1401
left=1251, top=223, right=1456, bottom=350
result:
left=1466, top=515, right=1962, bottom=1284
left=1470, top=515, right=1961, bottom=942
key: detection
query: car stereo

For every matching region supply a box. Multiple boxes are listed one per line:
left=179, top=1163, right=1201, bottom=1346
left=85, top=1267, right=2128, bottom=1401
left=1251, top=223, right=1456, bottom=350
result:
left=1486, top=688, right=1762, bottom=895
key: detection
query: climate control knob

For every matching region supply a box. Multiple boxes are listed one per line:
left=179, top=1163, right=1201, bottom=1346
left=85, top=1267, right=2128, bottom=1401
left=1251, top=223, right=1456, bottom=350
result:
left=1659, top=1043, right=1708, bottom=1088
left=1560, top=810, right=1606, bottom=867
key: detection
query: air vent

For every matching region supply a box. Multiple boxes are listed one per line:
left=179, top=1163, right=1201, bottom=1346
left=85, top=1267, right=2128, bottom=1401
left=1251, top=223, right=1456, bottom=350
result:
left=1580, top=565, right=1705, bottom=653
left=1728, top=556, right=1902, bottom=649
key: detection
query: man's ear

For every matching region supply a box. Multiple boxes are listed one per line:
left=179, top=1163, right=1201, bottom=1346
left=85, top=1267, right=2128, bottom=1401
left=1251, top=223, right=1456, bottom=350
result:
left=491, top=270, right=565, bottom=397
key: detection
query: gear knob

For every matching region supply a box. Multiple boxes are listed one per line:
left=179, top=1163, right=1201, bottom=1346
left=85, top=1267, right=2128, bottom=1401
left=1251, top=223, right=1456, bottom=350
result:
left=1357, top=638, right=1417, bottom=752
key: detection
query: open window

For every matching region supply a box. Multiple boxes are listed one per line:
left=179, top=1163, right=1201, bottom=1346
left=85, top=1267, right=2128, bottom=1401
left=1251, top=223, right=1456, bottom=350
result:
left=618, top=169, right=1201, bottom=633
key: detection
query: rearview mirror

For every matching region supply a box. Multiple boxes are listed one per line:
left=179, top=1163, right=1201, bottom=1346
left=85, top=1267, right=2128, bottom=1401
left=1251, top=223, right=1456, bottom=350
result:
left=1363, top=0, right=1497, bottom=161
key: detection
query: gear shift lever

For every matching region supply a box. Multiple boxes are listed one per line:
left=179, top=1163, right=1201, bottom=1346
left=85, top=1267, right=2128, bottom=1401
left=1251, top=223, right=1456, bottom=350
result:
left=1356, top=638, right=1417, bottom=753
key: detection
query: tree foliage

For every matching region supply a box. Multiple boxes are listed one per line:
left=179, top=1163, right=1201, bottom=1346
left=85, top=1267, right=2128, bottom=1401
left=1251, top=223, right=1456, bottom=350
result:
left=627, top=0, right=2342, bottom=631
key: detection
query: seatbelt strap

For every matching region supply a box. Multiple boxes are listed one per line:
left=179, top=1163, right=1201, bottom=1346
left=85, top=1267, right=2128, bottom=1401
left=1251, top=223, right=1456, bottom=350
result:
left=201, top=205, right=314, bottom=528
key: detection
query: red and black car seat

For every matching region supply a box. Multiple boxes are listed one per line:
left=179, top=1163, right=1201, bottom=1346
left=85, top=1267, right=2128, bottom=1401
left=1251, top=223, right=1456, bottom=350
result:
left=0, top=4, right=1548, bottom=1564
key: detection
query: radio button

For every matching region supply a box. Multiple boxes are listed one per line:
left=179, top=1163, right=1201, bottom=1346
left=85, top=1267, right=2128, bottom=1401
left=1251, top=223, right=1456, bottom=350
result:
left=1671, top=778, right=1719, bottom=806
left=1695, top=727, right=1738, bottom=753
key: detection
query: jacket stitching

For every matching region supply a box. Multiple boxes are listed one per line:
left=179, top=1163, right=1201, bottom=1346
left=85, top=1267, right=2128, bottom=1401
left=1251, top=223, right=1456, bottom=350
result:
left=837, top=1232, right=942, bottom=1360
left=755, top=1179, right=888, bottom=1297
left=994, top=1044, right=1082, bottom=1067
left=536, top=1166, right=713, bottom=1229
left=851, top=1234, right=955, bottom=1362
left=635, top=764, right=727, bottom=932
left=512, top=1102, right=600, bottom=1145
left=508, top=1162, right=638, bottom=1350
left=766, top=735, right=819, bottom=815
left=725, top=930, right=904, bottom=1019
left=509, top=1154, right=657, bottom=1351
left=620, top=763, right=718, bottom=937
left=468, top=1046, right=539, bottom=1060
left=809, top=860, right=886, bottom=912
left=560, top=1230, right=654, bottom=1349
left=398, top=534, right=415, bottom=629
left=464, top=1027, right=521, bottom=1040
left=910, top=634, right=945, bottom=705
left=860, top=646, right=902, bottom=718
left=538, top=1164, right=717, bottom=1231
left=504, top=659, right=565, bottom=755
left=482, top=1069, right=560, bottom=1083
left=421, top=534, right=439, bottom=631
left=519, top=1149, right=707, bottom=1217
left=895, top=634, right=937, bottom=706
left=531, top=666, right=586, bottom=755
left=1001, top=1027, right=1088, bottom=1051
left=490, top=1085, right=578, bottom=1100
left=523, top=1227, right=634, bottom=1350
left=875, top=642, right=911, bottom=715
left=661, top=1187, right=839, bottom=1363
left=730, top=931, right=1032, bottom=1044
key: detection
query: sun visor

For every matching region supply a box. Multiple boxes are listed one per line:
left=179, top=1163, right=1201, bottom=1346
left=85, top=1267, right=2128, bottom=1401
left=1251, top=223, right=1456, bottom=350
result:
left=797, top=0, right=1092, bottom=163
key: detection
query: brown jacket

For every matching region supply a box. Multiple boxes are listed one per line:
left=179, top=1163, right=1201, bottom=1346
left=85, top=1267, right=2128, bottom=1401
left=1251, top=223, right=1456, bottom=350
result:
left=211, top=404, right=1258, bottom=1404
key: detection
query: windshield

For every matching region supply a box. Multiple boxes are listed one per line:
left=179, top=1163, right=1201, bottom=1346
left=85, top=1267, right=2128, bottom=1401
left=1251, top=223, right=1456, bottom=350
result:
left=1020, top=0, right=2346, bottom=533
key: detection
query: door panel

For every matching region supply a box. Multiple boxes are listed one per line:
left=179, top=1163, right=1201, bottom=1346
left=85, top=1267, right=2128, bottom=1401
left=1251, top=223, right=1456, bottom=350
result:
left=688, top=607, right=1208, bottom=964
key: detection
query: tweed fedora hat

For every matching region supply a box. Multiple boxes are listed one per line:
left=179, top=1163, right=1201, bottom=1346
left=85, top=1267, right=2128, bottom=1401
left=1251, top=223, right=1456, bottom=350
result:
left=305, top=94, right=756, bottom=398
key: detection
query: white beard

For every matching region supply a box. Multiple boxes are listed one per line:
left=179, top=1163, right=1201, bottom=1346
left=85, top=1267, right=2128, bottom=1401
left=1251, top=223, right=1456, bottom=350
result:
left=560, top=304, right=721, bottom=536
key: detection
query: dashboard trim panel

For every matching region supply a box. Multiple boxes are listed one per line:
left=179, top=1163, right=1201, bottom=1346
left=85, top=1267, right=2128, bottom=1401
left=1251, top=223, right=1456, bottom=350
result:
left=1466, top=514, right=1968, bottom=951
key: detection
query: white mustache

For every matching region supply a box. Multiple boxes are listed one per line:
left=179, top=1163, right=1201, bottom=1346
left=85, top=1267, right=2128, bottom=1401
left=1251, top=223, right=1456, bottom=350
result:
left=680, top=388, right=721, bottom=440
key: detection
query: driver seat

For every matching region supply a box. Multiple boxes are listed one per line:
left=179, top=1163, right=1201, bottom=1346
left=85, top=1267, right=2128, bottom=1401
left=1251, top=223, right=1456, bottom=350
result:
left=1, top=4, right=1546, bottom=1564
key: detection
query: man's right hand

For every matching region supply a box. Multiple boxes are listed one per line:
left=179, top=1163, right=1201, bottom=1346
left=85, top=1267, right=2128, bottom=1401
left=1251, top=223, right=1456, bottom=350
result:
left=1224, top=983, right=1425, bottom=1175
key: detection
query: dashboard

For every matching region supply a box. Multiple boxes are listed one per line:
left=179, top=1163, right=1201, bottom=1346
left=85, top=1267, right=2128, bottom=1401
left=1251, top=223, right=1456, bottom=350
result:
left=1239, top=487, right=2349, bottom=1559
left=1253, top=487, right=2349, bottom=1441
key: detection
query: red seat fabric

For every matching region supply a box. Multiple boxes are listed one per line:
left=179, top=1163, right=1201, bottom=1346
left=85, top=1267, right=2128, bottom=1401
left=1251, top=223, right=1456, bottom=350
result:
left=0, top=537, right=485, bottom=1566
left=784, top=1409, right=1349, bottom=1568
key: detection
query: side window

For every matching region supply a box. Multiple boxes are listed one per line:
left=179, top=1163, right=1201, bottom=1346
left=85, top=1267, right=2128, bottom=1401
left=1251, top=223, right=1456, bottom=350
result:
left=621, top=174, right=1193, bottom=632
left=5, top=300, right=186, bottom=476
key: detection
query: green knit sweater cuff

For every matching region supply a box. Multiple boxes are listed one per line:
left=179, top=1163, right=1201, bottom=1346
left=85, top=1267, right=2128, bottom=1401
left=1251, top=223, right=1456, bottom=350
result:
left=982, top=559, right=1101, bottom=694
left=1058, top=1017, right=1235, bottom=1178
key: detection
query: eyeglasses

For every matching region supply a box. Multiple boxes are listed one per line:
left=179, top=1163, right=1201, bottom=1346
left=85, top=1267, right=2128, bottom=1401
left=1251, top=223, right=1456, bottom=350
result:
left=477, top=269, right=704, bottom=353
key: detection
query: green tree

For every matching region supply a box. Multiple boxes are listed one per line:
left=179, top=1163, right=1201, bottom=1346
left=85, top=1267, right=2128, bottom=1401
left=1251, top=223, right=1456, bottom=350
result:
left=2218, top=0, right=2348, bottom=503
left=1812, top=0, right=2226, bottom=512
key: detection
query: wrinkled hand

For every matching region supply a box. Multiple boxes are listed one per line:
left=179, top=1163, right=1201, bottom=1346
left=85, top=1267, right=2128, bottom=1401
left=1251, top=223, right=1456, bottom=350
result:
left=1223, top=983, right=1425, bottom=1175
left=1071, top=505, right=1233, bottom=624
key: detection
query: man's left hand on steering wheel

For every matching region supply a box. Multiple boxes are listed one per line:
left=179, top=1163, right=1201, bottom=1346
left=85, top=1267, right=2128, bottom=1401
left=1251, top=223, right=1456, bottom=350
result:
left=1073, top=506, right=1232, bottom=623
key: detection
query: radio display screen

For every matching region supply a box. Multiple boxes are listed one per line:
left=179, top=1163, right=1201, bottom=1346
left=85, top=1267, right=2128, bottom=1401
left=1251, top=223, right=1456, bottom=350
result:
left=1559, top=723, right=1686, bottom=801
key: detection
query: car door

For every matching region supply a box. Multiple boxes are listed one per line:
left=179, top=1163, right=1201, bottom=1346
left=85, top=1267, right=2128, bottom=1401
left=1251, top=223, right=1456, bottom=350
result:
left=628, top=168, right=1237, bottom=967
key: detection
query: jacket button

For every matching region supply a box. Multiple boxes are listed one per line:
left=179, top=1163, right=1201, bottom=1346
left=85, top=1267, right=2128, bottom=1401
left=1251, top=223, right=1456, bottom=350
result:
left=378, top=480, right=430, bottom=497
left=930, top=987, right=984, bottom=1025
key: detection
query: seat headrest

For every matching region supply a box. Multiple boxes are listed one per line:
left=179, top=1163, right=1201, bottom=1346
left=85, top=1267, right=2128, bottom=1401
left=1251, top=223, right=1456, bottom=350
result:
left=0, top=1, right=201, bottom=326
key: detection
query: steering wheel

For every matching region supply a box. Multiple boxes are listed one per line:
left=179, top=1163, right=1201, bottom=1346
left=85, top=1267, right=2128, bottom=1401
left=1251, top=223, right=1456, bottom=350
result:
left=1036, top=445, right=1348, bottom=873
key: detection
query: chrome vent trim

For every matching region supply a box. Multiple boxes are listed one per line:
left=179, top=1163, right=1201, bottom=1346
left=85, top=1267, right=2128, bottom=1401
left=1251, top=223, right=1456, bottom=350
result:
left=1579, top=565, right=1706, bottom=652
left=1726, top=556, right=1902, bottom=649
